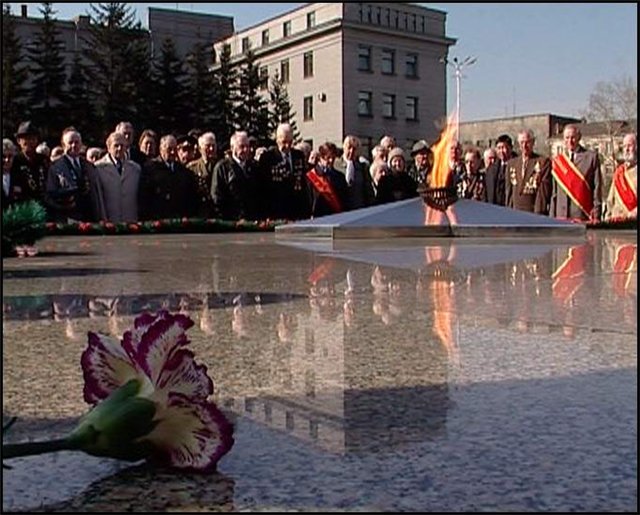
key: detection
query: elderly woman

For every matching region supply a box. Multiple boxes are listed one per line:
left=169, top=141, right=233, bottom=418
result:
left=374, top=147, right=419, bottom=204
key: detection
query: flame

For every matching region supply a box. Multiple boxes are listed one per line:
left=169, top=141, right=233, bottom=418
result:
left=432, top=279, right=459, bottom=365
left=429, top=113, right=458, bottom=188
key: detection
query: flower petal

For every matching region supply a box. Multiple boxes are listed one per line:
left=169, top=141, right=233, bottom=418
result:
left=155, top=349, right=213, bottom=401
left=121, top=310, right=169, bottom=358
left=136, top=314, right=194, bottom=384
left=144, top=393, right=234, bottom=473
left=81, top=332, right=142, bottom=404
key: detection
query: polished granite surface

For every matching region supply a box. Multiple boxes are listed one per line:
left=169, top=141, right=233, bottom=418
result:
left=2, top=231, right=637, bottom=512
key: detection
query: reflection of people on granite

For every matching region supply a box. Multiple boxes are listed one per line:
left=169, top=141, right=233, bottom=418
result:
left=552, top=242, right=593, bottom=338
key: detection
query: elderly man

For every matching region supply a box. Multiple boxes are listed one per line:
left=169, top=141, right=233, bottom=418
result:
left=506, top=129, right=552, bottom=214
left=407, top=139, right=433, bottom=184
left=92, top=132, right=141, bottom=222
left=459, top=147, right=487, bottom=201
left=212, top=131, right=261, bottom=221
left=605, top=133, right=637, bottom=220
left=187, top=132, right=218, bottom=218
left=258, top=123, right=310, bottom=220
left=45, top=127, right=97, bottom=222
left=333, top=135, right=375, bottom=210
left=12, top=121, right=48, bottom=204
left=138, top=134, right=198, bottom=220
left=115, top=121, right=146, bottom=166
left=551, top=124, right=602, bottom=222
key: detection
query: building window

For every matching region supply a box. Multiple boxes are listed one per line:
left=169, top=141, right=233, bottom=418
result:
left=366, top=5, right=372, bottom=23
left=241, top=37, right=250, bottom=53
left=283, top=20, right=292, bottom=37
left=358, top=91, right=373, bottom=117
left=280, top=59, right=290, bottom=83
left=419, top=16, right=425, bottom=33
left=303, top=51, right=314, bottom=78
left=358, top=45, right=371, bottom=72
left=384, top=8, right=390, bottom=26
left=303, top=96, right=314, bottom=121
left=261, top=29, right=269, bottom=46
left=259, top=66, right=268, bottom=90
left=393, top=10, right=399, bottom=28
left=376, top=6, right=381, bottom=24
left=307, top=11, right=316, bottom=29
left=405, top=53, right=418, bottom=78
left=406, top=96, right=418, bottom=121
left=381, top=49, right=395, bottom=75
left=411, top=14, right=417, bottom=31
left=382, top=93, right=396, bottom=118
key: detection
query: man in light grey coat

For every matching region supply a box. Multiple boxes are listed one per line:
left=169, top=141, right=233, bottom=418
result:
left=93, top=132, right=141, bottom=222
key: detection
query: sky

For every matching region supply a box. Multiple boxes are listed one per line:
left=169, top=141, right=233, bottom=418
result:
left=13, top=2, right=638, bottom=123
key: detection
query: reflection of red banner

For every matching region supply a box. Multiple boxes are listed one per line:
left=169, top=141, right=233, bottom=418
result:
left=552, top=244, right=589, bottom=304
left=613, top=164, right=637, bottom=213
left=552, top=154, right=593, bottom=217
left=306, top=169, right=342, bottom=213
left=613, top=244, right=636, bottom=297
left=308, top=258, right=335, bottom=285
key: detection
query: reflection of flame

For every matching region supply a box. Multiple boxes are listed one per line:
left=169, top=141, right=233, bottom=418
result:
left=429, top=113, right=458, bottom=188
left=431, top=279, right=459, bottom=365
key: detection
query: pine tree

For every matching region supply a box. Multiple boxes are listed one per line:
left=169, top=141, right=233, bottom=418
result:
left=83, top=2, right=148, bottom=138
left=268, top=74, right=301, bottom=144
left=2, top=4, right=29, bottom=138
left=210, top=43, right=238, bottom=153
left=66, top=51, right=99, bottom=144
left=185, top=37, right=217, bottom=133
left=151, top=36, right=189, bottom=135
left=235, top=43, right=270, bottom=145
left=25, top=2, right=68, bottom=143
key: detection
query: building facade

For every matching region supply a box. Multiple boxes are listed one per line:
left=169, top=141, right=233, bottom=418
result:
left=212, top=2, right=455, bottom=156
left=10, top=4, right=233, bottom=76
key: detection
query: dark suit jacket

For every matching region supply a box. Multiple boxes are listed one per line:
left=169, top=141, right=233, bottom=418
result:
left=2, top=168, right=36, bottom=208
left=211, top=157, right=261, bottom=220
left=484, top=160, right=508, bottom=206
left=138, top=158, right=198, bottom=220
left=45, top=155, right=97, bottom=221
left=258, top=147, right=311, bottom=220
left=505, top=152, right=552, bottom=215
left=333, top=156, right=375, bottom=210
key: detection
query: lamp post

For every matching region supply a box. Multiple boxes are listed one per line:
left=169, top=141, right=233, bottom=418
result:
left=441, top=55, right=477, bottom=141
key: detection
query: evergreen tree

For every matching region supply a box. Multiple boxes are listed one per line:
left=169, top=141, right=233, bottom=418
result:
left=83, top=2, right=148, bottom=139
left=235, top=43, right=270, bottom=145
left=25, top=2, right=68, bottom=143
left=268, top=74, right=301, bottom=144
left=210, top=43, right=238, bottom=154
left=150, top=36, right=189, bottom=135
left=66, top=51, right=99, bottom=144
left=2, top=4, right=29, bottom=138
left=185, top=37, right=217, bottom=133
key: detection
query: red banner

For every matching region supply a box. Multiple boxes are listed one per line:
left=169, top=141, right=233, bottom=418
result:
left=306, top=169, right=342, bottom=214
left=552, top=154, right=593, bottom=217
left=613, top=164, right=637, bottom=213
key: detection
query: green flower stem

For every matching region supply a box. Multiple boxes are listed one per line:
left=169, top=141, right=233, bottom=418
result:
left=2, top=437, right=77, bottom=460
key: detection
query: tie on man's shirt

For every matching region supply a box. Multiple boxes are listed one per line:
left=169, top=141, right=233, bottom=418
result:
left=116, top=160, right=123, bottom=175
left=570, top=152, right=575, bottom=163
left=346, top=160, right=355, bottom=185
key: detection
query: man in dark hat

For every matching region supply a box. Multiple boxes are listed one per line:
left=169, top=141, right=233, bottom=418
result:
left=176, top=135, right=197, bottom=166
left=11, top=121, right=48, bottom=205
left=407, top=139, right=433, bottom=185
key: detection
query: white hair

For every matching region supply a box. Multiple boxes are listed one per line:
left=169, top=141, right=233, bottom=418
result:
left=230, top=131, right=248, bottom=149
left=198, top=132, right=216, bottom=148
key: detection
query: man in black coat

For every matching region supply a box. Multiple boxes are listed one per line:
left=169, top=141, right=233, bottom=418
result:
left=211, top=131, right=262, bottom=220
left=138, top=134, right=198, bottom=221
left=258, top=123, right=311, bottom=220
left=484, top=134, right=516, bottom=206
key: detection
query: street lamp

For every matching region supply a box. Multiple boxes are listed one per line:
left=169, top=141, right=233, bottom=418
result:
left=440, top=55, right=477, bottom=141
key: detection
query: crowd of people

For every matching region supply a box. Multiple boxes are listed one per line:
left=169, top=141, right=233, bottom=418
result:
left=3, top=119, right=637, bottom=246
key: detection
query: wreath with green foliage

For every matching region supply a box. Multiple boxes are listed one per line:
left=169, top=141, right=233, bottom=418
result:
left=2, top=201, right=47, bottom=257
